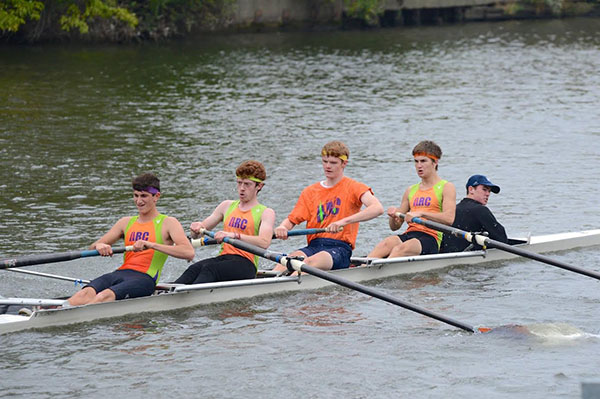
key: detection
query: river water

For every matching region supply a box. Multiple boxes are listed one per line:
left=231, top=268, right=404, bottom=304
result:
left=1, top=17, right=599, bottom=398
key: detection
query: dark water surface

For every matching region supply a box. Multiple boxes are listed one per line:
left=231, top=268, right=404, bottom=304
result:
left=1, top=18, right=600, bottom=398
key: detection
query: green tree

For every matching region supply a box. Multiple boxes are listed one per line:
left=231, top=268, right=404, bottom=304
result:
left=343, top=0, right=385, bottom=25
left=59, top=0, right=138, bottom=33
left=0, top=0, right=137, bottom=34
left=0, top=0, right=44, bottom=32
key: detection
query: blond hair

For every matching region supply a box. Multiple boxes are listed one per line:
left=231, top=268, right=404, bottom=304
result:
left=321, top=141, right=350, bottom=161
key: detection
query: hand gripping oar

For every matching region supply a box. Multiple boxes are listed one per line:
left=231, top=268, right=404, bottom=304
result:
left=201, top=229, right=486, bottom=333
left=400, top=213, right=600, bottom=281
left=0, top=246, right=132, bottom=269
left=0, top=232, right=249, bottom=269
left=188, top=228, right=329, bottom=245
left=277, top=228, right=330, bottom=237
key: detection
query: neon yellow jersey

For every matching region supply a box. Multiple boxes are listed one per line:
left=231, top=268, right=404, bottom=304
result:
left=119, top=214, right=168, bottom=282
left=219, top=200, right=266, bottom=268
left=406, top=180, right=447, bottom=247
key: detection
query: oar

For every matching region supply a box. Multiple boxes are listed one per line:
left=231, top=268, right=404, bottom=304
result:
left=0, top=229, right=322, bottom=269
left=201, top=229, right=485, bottom=333
left=3, top=268, right=90, bottom=285
left=0, top=233, right=219, bottom=270
left=400, top=213, right=600, bottom=281
left=188, top=228, right=328, bottom=245
left=190, top=237, right=218, bottom=247
left=0, top=232, right=226, bottom=270
left=0, top=231, right=252, bottom=270
left=0, top=246, right=132, bottom=269
left=280, top=228, right=329, bottom=237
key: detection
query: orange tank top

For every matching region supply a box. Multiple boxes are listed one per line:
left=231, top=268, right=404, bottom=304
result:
left=219, top=200, right=266, bottom=268
left=118, top=214, right=168, bottom=282
left=406, top=180, right=447, bottom=246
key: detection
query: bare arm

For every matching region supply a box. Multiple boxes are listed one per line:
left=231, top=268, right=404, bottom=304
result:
left=326, top=190, right=384, bottom=232
left=388, top=188, right=410, bottom=231
left=89, top=217, right=131, bottom=256
left=133, top=216, right=195, bottom=261
left=218, top=208, right=275, bottom=249
left=189, top=200, right=233, bottom=238
left=274, top=217, right=296, bottom=240
left=406, top=182, right=456, bottom=225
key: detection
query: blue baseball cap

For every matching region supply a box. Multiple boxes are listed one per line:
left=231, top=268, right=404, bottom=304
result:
left=466, top=175, right=500, bottom=194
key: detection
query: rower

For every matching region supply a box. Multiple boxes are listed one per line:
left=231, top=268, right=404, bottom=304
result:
left=173, top=160, right=276, bottom=284
left=272, top=140, right=383, bottom=273
left=67, top=173, right=194, bottom=306
left=440, top=175, right=507, bottom=253
left=368, top=140, right=456, bottom=258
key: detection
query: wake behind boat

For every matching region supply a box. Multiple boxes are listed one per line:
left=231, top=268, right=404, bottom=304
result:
left=1, top=229, right=599, bottom=334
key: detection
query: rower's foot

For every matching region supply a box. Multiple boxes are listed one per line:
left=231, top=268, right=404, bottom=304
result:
left=18, top=308, right=33, bottom=316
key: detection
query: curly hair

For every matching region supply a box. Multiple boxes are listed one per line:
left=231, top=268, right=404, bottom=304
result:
left=236, top=160, right=267, bottom=182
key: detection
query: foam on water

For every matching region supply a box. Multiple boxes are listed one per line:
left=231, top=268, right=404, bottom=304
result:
left=487, top=322, right=599, bottom=345
left=527, top=322, right=598, bottom=342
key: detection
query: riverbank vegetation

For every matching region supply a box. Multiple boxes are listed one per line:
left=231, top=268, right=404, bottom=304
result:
left=1, top=0, right=599, bottom=43
left=1, top=0, right=236, bottom=42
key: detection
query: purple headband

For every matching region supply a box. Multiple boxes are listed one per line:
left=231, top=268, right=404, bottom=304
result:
left=139, top=186, right=160, bottom=194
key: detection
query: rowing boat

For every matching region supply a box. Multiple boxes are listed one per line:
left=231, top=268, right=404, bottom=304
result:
left=1, top=229, right=599, bottom=334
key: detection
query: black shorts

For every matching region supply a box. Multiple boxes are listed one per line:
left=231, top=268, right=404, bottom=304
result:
left=86, top=269, right=156, bottom=300
left=398, top=231, right=439, bottom=255
left=174, top=254, right=256, bottom=284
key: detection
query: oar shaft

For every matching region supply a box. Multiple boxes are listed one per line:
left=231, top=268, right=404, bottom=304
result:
left=475, top=237, right=600, bottom=281
left=201, top=230, right=285, bottom=264
left=202, top=229, right=475, bottom=332
left=0, top=247, right=129, bottom=269
left=402, top=213, right=600, bottom=281
left=4, top=268, right=90, bottom=285
left=288, top=259, right=475, bottom=332
left=188, top=228, right=326, bottom=247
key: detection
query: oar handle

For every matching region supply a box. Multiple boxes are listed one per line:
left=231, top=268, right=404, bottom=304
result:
left=286, top=228, right=331, bottom=236
left=189, top=228, right=331, bottom=244
left=190, top=237, right=218, bottom=247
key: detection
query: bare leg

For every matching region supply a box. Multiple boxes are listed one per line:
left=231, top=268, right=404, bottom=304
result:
left=68, top=286, right=97, bottom=306
left=89, top=288, right=117, bottom=304
left=272, top=250, right=334, bottom=274
left=368, top=235, right=402, bottom=258
left=302, top=251, right=334, bottom=271
left=388, top=238, right=422, bottom=258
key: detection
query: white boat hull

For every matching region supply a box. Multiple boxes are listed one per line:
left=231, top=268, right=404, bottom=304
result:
left=1, top=229, right=599, bottom=334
